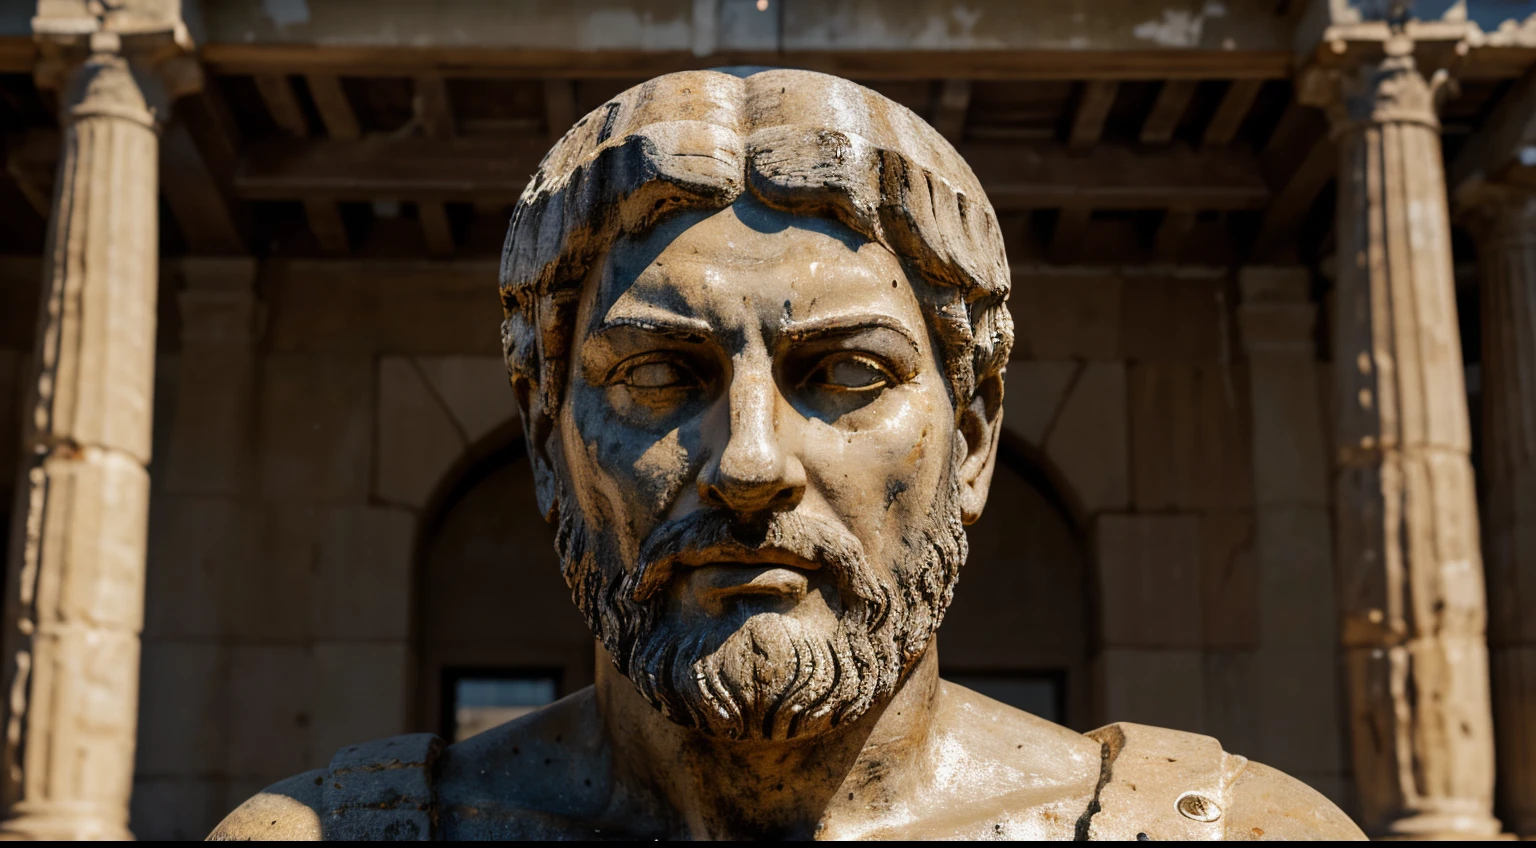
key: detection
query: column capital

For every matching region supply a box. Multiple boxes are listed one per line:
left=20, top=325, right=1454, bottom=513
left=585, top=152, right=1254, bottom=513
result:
left=1457, top=181, right=1536, bottom=246
left=1296, top=25, right=1468, bottom=135
left=31, top=7, right=201, bottom=128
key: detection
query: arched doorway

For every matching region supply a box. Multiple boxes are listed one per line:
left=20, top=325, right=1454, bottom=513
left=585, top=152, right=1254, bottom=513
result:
left=415, top=441, right=592, bottom=741
left=416, top=443, right=1090, bottom=739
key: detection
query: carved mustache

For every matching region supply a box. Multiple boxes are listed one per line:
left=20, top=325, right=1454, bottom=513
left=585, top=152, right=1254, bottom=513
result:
left=628, top=509, right=870, bottom=605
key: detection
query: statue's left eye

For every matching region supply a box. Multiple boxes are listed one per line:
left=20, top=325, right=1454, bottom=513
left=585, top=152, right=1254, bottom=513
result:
left=807, top=355, right=892, bottom=392
left=624, top=361, right=693, bottom=389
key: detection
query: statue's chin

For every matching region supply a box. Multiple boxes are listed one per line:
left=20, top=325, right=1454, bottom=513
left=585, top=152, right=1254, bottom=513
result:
left=628, top=610, right=902, bottom=742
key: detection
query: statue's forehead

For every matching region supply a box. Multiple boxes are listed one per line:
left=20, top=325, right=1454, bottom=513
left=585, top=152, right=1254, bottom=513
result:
left=588, top=200, right=915, bottom=323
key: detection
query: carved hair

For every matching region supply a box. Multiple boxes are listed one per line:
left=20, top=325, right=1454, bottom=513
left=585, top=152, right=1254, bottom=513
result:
left=499, top=68, right=1013, bottom=414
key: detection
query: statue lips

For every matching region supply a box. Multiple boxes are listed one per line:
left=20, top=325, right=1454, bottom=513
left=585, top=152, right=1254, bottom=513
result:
left=674, top=542, right=821, bottom=615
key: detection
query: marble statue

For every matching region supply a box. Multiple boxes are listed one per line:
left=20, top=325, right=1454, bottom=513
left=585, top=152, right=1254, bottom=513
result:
left=209, top=68, right=1366, bottom=841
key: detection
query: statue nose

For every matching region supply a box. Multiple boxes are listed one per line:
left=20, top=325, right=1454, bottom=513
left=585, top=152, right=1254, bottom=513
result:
left=698, top=370, right=806, bottom=514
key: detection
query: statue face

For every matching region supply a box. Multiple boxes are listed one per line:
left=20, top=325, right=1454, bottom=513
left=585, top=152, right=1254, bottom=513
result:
left=543, top=197, right=974, bottom=740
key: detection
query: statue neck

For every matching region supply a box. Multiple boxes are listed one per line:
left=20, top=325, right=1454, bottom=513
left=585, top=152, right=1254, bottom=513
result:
left=595, top=641, right=943, bottom=840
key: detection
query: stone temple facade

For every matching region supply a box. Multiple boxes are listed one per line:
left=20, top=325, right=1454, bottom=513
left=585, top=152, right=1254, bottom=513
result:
left=0, top=0, right=1533, bottom=840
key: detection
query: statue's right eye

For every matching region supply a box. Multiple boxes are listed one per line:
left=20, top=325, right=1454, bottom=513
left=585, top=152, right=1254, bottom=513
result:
left=621, top=360, right=694, bottom=389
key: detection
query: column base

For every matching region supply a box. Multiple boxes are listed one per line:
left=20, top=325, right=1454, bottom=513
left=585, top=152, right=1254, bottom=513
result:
left=1376, top=810, right=1508, bottom=841
left=0, top=806, right=133, bottom=841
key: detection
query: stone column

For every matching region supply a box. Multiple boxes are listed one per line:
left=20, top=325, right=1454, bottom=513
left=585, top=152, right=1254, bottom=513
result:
left=1466, top=188, right=1536, bottom=838
left=1300, top=33, right=1502, bottom=838
left=0, top=25, right=197, bottom=840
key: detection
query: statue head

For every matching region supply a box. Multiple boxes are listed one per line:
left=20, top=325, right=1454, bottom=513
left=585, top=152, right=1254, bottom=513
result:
left=500, top=68, right=1012, bottom=742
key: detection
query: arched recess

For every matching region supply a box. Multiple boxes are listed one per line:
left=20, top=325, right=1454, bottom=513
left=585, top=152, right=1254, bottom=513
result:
left=411, top=429, right=594, bottom=740
left=939, top=441, right=1093, bottom=730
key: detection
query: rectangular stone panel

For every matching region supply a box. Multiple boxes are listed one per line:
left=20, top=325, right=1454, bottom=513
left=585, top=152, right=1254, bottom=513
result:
left=130, top=775, right=230, bottom=842
left=1201, top=511, right=1259, bottom=649
left=311, top=642, right=412, bottom=765
left=258, top=353, right=373, bottom=504
left=1121, top=276, right=1226, bottom=362
left=1256, top=506, right=1335, bottom=650
left=1094, top=648, right=1205, bottom=734
left=1012, top=274, right=1121, bottom=361
left=1258, top=646, right=1343, bottom=778
left=1203, top=650, right=1259, bottom=760
left=145, top=495, right=260, bottom=640
left=134, top=640, right=225, bottom=777
left=374, top=357, right=466, bottom=509
left=310, top=505, right=415, bottom=641
left=226, top=645, right=315, bottom=779
left=1043, top=363, right=1128, bottom=514
left=1246, top=356, right=1328, bottom=508
left=1095, top=513, right=1202, bottom=648
left=1129, top=362, right=1253, bottom=511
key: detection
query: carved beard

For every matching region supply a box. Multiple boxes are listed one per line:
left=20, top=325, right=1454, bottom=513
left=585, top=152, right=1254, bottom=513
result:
left=553, top=468, right=967, bottom=741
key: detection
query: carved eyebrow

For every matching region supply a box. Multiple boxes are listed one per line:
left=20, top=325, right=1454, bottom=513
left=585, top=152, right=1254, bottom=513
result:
left=592, top=312, right=715, bottom=344
left=778, top=312, right=921, bottom=350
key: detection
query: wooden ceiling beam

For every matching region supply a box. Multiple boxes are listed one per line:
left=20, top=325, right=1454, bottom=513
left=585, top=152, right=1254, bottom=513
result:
left=1139, top=80, right=1197, bottom=145
left=1152, top=207, right=1197, bottom=260
left=1252, top=136, right=1334, bottom=260
left=1202, top=79, right=1263, bottom=148
left=306, top=74, right=360, bottom=140
left=416, top=76, right=456, bottom=140
left=201, top=46, right=1295, bottom=81
left=304, top=198, right=350, bottom=254
left=1068, top=81, right=1118, bottom=150
left=160, top=122, right=246, bottom=254
left=254, top=74, right=310, bottom=138
left=932, top=79, right=972, bottom=144
left=230, top=136, right=1270, bottom=211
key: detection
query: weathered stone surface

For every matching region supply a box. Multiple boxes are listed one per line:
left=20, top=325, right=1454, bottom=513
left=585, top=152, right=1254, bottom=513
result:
left=226, top=645, right=315, bottom=780
left=1256, top=506, right=1335, bottom=650
left=144, top=496, right=259, bottom=639
left=1095, top=513, right=1202, bottom=648
left=130, top=776, right=230, bottom=842
left=310, top=506, right=415, bottom=641
left=134, top=640, right=225, bottom=777
left=1120, top=276, right=1225, bottom=362
left=263, top=260, right=501, bottom=356
left=311, top=642, right=411, bottom=764
left=1238, top=266, right=1328, bottom=508
left=1202, top=650, right=1259, bottom=761
left=223, top=505, right=315, bottom=642
left=1042, top=362, right=1128, bottom=514
left=998, top=360, right=1076, bottom=449
left=375, top=356, right=467, bottom=509
left=258, top=354, right=374, bottom=504
left=163, top=261, right=261, bottom=496
left=414, top=355, right=520, bottom=446
left=1129, top=362, right=1252, bottom=510
left=1094, top=648, right=1204, bottom=733
left=1490, top=647, right=1536, bottom=836
left=1012, top=274, right=1121, bottom=361
left=1201, top=511, right=1258, bottom=649
left=1256, top=647, right=1342, bottom=777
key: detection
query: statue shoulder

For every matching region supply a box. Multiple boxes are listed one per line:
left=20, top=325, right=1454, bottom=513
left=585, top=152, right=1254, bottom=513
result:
left=1080, top=722, right=1365, bottom=841
left=206, top=768, right=325, bottom=841
left=206, top=733, right=445, bottom=842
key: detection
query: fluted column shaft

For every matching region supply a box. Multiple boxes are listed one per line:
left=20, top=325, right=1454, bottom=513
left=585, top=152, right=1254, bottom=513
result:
left=0, top=33, right=182, bottom=840
left=1470, top=190, right=1536, bottom=838
left=1306, top=35, right=1501, bottom=838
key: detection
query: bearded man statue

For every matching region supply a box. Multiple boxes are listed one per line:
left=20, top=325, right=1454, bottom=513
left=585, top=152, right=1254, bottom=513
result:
left=211, top=68, right=1365, bottom=841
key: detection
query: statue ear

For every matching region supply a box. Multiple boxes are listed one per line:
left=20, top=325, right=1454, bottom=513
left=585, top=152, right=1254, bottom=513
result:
left=512, top=372, right=561, bottom=523
left=957, top=371, right=1004, bottom=525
